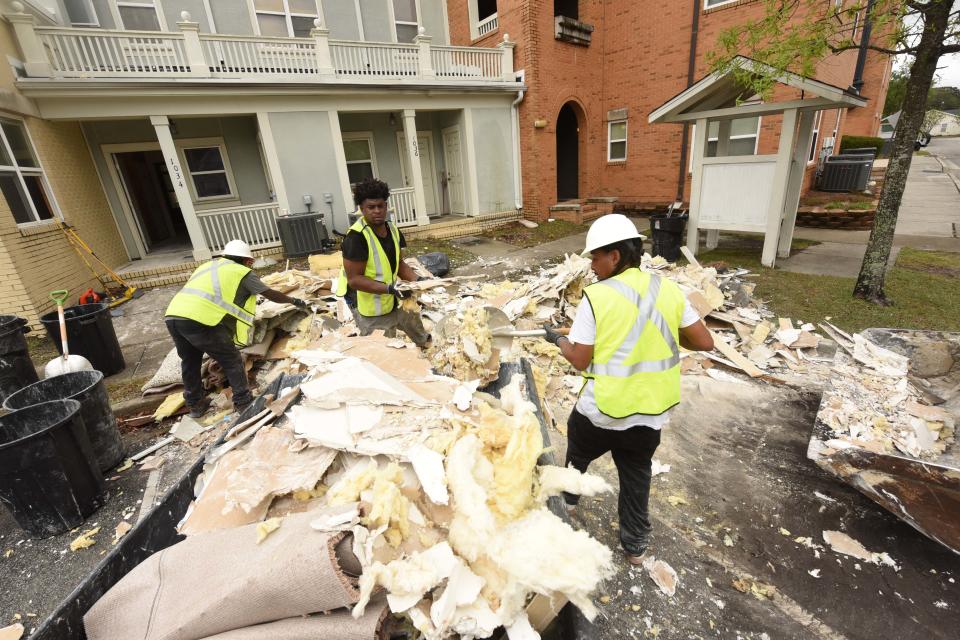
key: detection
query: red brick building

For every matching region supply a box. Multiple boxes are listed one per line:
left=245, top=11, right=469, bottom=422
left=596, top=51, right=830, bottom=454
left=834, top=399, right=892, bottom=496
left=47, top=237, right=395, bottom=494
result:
left=447, top=0, right=892, bottom=221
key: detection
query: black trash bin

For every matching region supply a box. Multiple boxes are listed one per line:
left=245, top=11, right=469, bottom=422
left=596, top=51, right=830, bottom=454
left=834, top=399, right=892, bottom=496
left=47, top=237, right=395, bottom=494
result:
left=40, top=303, right=125, bottom=376
left=649, top=213, right=688, bottom=262
left=0, top=315, right=39, bottom=403
left=0, top=399, right=106, bottom=538
left=4, top=370, right=123, bottom=472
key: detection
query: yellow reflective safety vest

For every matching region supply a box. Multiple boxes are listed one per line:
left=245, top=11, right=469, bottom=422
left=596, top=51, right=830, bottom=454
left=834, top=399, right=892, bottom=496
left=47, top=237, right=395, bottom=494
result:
left=335, top=217, right=400, bottom=317
left=581, top=267, right=685, bottom=418
left=165, top=258, right=257, bottom=346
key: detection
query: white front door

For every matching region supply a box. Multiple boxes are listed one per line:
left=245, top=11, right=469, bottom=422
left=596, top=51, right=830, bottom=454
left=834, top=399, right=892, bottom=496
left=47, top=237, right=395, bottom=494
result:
left=442, top=126, right=465, bottom=214
left=397, top=131, right=439, bottom=216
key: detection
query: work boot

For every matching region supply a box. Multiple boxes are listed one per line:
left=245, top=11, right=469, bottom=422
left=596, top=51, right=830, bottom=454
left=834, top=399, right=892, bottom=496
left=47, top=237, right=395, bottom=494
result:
left=188, top=396, right=212, bottom=419
left=625, top=550, right=649, bottom=566
left=234, top=401, right=253, bottom=416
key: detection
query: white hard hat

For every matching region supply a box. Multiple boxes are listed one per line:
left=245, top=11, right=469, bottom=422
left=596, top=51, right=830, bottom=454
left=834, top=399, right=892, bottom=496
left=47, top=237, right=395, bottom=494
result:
left=582, top=214, right=646, bottom=255
left=223, top=239, right=253, bottom=259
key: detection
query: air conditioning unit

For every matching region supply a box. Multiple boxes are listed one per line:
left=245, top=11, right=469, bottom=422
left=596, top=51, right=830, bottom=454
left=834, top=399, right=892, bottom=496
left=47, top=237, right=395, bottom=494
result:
left=276, top=212, right=332, bottom=258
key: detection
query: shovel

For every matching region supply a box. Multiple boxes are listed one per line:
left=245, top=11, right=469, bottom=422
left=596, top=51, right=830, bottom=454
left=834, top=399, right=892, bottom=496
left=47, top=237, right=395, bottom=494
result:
left=44, top=289, right=93, bottom=378
left=484, top=306, right=569, bottom=351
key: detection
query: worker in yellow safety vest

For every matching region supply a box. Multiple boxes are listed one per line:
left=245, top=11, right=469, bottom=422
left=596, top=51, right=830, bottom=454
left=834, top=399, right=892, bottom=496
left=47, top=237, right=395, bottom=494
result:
left=335, top=177, right=430, bottom=346
left=165, top=239, right=309, bottom=418
left=542, top=214, right=714, bottom=565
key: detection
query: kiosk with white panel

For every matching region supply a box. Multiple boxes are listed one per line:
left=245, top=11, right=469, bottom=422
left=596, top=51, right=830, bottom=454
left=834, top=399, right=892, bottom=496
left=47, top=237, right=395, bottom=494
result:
left=649, top=57, right=867, bottom=267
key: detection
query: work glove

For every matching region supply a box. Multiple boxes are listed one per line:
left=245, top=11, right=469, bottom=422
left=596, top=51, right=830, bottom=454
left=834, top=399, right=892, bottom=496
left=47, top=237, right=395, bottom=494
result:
left=542, top=324, right=564, bottom=346
left=387, top=283, right=411, bottom=300
left=291, top=298, right=310, bottom=309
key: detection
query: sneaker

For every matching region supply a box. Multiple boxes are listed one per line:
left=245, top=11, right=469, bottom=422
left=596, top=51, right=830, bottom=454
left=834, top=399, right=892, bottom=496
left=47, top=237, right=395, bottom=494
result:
left=625, top=550, right=649, bottom=566
left=188, top=397, right=212, bottom=419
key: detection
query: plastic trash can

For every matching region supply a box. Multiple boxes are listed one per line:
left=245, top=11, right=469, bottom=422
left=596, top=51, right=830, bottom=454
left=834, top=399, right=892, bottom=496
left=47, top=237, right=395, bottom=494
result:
left=40, top=302, right=125, bottom=376
left=0, top=315, right=39, bottom=403
left=649, top=213, right=687, bottom=262
left=0, top=399, right=106, bottom=538
left=4, top=370, right=123, bottom=472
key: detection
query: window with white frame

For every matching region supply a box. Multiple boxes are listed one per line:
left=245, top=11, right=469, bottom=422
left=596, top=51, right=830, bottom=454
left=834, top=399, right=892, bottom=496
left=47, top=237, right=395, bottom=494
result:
left=608, top=120, right=627, bottom=161
left=65, top=0, right=99, bottom=26
left=342, top=134, right=378, bottom=186
left=180, top=143, right=235, bottom=201
left=254, top=0, right=319, bottom=38
left=0, top=120, right=57, bottom=226
left=809, top=110, right=823, bottom=163
left=117, top=1, right=162, bottom=31
left=704, top=0, right=736, bottom=8
left=393, top=0, right=419, bottom=42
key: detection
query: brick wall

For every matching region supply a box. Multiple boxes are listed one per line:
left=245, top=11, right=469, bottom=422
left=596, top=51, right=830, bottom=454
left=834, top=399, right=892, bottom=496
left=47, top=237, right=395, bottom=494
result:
left=448, top=0, right=892, bottom=220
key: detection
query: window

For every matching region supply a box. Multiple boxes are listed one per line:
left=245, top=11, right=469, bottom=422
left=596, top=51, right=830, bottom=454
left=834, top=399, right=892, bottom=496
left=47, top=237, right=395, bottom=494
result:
left=254, top=0, right=318, bottom=38
left=704, top=0, right=736, bottom=8
left=342, top=134, right=378, bottom=186
left=554, top=0, right=578, bottom=19
left=607, top=120, right=627, bottom=161
left=117, top=1, right=162, bottom=31
left=65, top=0, right=99, bottom=26
left=478, top=0, right=497, bottom=20
left=689, top=116, right=760, bottom=171
left=0, top=120, right=57, bottom=226
left=809, top=111, right=823, bottom=163
left=393, top=0, right=419, bottom=43
left=180, top=143, right=235, bottom=201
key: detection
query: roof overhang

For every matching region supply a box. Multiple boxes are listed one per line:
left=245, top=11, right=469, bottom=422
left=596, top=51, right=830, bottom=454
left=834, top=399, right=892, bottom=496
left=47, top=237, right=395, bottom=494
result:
left=648, top=56, right=868, bottom=124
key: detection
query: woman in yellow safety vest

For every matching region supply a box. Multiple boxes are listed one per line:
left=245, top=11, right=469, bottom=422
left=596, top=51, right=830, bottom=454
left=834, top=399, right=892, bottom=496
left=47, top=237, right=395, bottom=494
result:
left=543, top=214, right=714, bottom=565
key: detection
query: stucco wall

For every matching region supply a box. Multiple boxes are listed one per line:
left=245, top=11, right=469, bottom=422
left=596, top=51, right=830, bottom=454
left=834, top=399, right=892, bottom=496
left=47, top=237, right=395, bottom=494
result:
left=268, top=111, right=350, bottom=231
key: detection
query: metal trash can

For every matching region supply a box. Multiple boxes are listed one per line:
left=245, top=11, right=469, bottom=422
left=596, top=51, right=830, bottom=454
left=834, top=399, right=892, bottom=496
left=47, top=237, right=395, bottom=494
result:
left=40, top=303, right=125, bottom=376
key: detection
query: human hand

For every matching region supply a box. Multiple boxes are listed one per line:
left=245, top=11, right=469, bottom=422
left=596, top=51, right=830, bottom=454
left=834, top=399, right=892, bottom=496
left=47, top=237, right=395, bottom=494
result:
left=542, top=324, right=563, bottom=346
left=292, top=298, right=310, bottom=309
left=387, top=283, right=411, bottom=299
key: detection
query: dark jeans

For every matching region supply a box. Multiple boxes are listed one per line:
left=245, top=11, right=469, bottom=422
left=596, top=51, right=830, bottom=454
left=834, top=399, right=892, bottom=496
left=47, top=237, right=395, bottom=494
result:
left=165, top=317, right=252, bottom=408
left=564, top=408, right=661, bottom=555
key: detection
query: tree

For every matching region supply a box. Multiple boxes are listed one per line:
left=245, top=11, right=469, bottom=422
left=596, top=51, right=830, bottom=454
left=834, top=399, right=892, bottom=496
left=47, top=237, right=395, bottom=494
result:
left=884, top=67, right=908, bottom=115
left=928, top=85, right=960, bottom=110
left=709, top=0, right=960, bottom=305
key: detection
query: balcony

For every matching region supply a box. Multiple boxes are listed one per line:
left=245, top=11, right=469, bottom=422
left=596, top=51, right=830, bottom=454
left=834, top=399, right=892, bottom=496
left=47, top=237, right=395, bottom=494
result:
left=6, top=10, right=517, bottom=87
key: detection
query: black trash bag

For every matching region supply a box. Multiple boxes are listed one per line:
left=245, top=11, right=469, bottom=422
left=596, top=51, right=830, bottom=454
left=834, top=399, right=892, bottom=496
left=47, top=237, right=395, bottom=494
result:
left=417, top=252, right=450, bottom=277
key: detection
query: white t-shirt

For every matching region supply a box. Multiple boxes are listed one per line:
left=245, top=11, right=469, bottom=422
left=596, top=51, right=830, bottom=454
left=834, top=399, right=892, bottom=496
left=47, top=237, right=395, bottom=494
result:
left=567, top=293, right=701, bottom=431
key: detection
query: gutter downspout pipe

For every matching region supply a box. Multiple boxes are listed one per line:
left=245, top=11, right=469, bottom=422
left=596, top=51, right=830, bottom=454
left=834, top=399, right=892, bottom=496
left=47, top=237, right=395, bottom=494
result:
left=677, top=0, right=701, bottom=201
left=851, top=0, right=875, bottom=94
left=512, top=87, right=526, bottom=212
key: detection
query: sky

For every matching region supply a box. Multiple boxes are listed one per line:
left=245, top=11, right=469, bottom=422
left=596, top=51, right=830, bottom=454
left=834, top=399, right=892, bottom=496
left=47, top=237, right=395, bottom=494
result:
left=935, top=53, right=960, bottom=88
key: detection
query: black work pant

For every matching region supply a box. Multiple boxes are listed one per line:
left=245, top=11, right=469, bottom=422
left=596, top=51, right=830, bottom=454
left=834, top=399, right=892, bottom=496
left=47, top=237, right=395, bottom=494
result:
left=165, top=317, right=252, bottom=409
left=564, top=408, right=661, bottom=555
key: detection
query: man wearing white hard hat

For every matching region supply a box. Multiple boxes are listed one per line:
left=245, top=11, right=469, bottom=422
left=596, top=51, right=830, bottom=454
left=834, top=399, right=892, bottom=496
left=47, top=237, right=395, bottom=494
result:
left=542, top=214, right=714, bottom=565
left=165, top=239, right=309, bottom=417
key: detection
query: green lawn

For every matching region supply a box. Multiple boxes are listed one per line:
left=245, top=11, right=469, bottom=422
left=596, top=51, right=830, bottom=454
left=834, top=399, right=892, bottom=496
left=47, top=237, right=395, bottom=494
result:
left=482, top=220, right=587, bottom=248
left=694, top=245, right=960, bottom=334
left=406, top=238, right=478, bottom=269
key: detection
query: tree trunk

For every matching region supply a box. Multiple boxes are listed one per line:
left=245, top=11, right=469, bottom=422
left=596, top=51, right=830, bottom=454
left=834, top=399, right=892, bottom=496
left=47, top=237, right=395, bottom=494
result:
left=852, top=0, right=952, bottom=304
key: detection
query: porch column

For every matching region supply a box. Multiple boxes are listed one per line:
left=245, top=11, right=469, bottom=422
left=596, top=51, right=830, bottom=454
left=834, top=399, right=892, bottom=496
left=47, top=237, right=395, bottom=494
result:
left=704, top=121, right=730, bottom=250
left=777, top=110, right=817, bottom=258
left=761, top=108, right=799, bottom=267
left=177, top=13, right=209, bottom=77
left=5, top=9, right=51, bottom=77
left=686, top=118, right=709, bottom=255
left=461, top=108, right=481, bottom=216
left=401, top=109, right=431, bottom=226
left=150, top=116, right=211, bottom=261
left=327, top=110, right=355, bottom=230
left=256, top=112, right=290, bottom=215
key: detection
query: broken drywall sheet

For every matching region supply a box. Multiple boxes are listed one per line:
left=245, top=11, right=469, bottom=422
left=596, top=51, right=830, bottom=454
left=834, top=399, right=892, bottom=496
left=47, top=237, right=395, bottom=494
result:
left=408, top=443, right=449, bottom=505
left=430, top=559, right=486, bottom=630
left=822, top=530, right=899, bottom=569
left=642, top=555, right=679, bottom=597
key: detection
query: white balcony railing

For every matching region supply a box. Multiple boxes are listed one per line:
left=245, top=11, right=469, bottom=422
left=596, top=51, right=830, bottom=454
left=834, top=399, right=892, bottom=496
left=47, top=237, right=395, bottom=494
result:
left=477, top=13, right=499, bottom=37
left=197, top=203, right=282, bottom=252
left=37, top=28, right=192, bottom=77
left=10, top=14, right=517, bottom=85
left=432, top=45, right=501, bottom=79
left=200, top=34, right=318, bottom=76
left=390, top=187, right=417, bottom=227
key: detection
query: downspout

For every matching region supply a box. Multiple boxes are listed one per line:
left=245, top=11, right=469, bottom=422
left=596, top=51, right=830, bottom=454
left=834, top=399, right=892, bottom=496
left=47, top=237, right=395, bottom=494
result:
left=512, top=87, right=526, bottom=212
left=676, top=0, right=701, bottom=201
left=851, top=0, right=875, bottom=94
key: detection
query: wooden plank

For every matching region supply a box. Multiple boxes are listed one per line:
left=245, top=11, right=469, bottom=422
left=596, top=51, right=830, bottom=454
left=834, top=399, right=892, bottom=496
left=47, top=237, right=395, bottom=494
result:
left=680, top=245, right=701, bottom=269
left=709, top=330, right=764, bottom=377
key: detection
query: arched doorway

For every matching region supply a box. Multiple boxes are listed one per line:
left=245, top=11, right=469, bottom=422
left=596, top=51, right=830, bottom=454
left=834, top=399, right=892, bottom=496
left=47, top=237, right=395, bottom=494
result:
left=556, top=102, right=580, bottom=201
